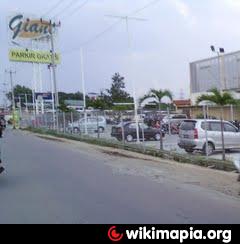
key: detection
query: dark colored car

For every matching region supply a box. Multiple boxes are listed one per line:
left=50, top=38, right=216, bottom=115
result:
left=111, top=122, right=165, bottom=142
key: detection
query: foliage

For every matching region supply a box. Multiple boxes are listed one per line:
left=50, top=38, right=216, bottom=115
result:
left=197, top=88, right=237, bottom=106
left=7, top=85, right=33, bottom=105
left=106, top=73, right=133, bottom=104
left=139, top=89, right=173, bottom=109
left=58, top=103, right=71, bottom=113
left=58, top=92, right=83, bottom=105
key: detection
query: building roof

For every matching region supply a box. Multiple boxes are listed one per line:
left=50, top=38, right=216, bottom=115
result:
left=173, top=99, right=191, bottom=107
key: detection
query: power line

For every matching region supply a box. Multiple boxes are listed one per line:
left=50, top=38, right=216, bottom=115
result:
left=52, top=0, right=78, bottom=19
left=131, top=0, right=161, bottom=15
left=62, top=19, right=122, bottom=54
left=62, top=0, right=161, bottom=54
left=42, top=0, right=67, bottom=18
left=62, top=0, right=90, bottom=20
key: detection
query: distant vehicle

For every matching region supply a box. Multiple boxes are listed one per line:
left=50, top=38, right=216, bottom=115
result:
left=76, top=108, right=84, bottom=113
left=69, top=116, right=106, bottom=133
left=45, top=109, right=56, bottom=114
left=143, top=112, right=166, bottom=126
left=111, top=122, right=165, bottom=142
left=162, top=114, right=188, bottom=124
left=178, top=119, right=240, bottom=155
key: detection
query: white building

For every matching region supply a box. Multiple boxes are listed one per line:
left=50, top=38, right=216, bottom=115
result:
left=190, top=50, right=240, bottom=105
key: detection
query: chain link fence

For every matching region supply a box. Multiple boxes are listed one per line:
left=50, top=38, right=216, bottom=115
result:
left=18, top=109, right=240, bottom=169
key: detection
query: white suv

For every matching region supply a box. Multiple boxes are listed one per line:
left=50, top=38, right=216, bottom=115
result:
left=69, top=116, right=106, bottom=134
left=178, top=119, right=240, bottom=155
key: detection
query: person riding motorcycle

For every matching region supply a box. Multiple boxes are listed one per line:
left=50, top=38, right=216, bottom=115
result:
left=0, top=119, right=5, bottom=174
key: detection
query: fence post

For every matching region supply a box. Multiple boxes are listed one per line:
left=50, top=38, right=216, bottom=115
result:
left=71, top=112, right=74, bottom=134
left=63, top=112, right=66, bottom=134
left=160, top=121, right=164, bottom=151
left=167, top=107, right=171, bottom=136
left=141, top=123, right=146, bottom=153
left=121, top=112, right=125, bottom=146
left=97, top=112, right=100, bottom=139
left=78, top=117, right=81, bottom=136
left=230, top=105, right=234, bottom=121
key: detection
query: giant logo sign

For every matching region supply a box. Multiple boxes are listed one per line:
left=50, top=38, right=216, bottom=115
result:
left=9, top=14, right=52, bottom=40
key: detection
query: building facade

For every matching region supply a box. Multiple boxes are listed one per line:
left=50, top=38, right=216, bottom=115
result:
left=190, top=50, right=240, bottom=104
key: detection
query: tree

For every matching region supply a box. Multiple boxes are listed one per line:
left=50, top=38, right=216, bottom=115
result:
left=58, top=103, right=71, bottom=113
left=58, top=92, right=83, bottom=105
left=107, top=73, right=133, bottom=104
left=87, top=98, right=108, bottom=110
left=7, top=85, right=33, bottom=106
left=140, top=89, right=173, bottom=110
left=197, top=88, right=237, bottom=160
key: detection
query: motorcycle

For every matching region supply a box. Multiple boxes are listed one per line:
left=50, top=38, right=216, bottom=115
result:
left=162, top=123, right=180, bottom=135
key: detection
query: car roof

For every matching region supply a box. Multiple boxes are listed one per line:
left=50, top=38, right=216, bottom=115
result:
left=183, top=119, right=232, bottom=123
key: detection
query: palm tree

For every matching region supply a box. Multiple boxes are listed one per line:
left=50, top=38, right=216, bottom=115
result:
left=197, top=88, right=236, bottom=161
left=140, top=89, right=173, bottom=110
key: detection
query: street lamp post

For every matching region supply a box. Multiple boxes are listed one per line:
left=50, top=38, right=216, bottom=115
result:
left=210, top=45, right=226, bottom=161
left=80, top=48, right=88, bottom=135
left=210, top=46, right=225, bottom=92
left=106, top=15, right=147, bottom=144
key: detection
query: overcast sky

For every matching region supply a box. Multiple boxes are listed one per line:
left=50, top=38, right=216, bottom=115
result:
left=1, top=0, right=240, bottom=105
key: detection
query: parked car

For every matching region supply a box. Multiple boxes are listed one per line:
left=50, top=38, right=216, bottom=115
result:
left=111, top=122, right=165, bottom=142
left=178, top=119, right=240, bottom=155
left=68, top=116, right=106, bottom=133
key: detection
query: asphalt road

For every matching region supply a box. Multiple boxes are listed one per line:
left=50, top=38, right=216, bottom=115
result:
left=0, top=129, right=240, bottom=224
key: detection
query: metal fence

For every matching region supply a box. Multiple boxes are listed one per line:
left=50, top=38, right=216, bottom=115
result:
left=18, top=109, right=240, bottom=168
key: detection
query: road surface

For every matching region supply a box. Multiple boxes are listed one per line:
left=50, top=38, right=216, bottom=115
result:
left=0, top=129, right=240, bottom=224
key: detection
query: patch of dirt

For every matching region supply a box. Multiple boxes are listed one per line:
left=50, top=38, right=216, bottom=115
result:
left=37, top=135, right=65, bottom=143
left=101, top=150, right=158, bottom=162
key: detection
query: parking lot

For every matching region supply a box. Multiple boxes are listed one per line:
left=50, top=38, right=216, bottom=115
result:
left=87, top=125, right=240, bottom=166
left=21, top=112, right=240, bottom=170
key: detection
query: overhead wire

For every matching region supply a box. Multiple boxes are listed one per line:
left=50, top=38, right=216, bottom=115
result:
left=131, top=0, right=161, bottom=15
left=52, top=0, right=79, bottom=20
left=62, top=0, right=90, bottom=20
left=42, top=0, right=67, bottom=18
left=62, top=0, right=161, bottom=54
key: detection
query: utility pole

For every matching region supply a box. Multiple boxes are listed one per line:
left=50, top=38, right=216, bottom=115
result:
left=80, top=48, right=88, bottom=135
left=106, top=15, right=147, bottom=144
left=5, top=69, right=16, bottom=129
left=48, top=64, right=56, bottom=130
left=25, top=94, right=29, bottom=113
left=50, top=21, right=61, bottom=131
left=18, top=96, right=22, bottom=119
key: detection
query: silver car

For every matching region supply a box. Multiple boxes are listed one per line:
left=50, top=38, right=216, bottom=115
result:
left=69, top=116, right=106, bottom=133
left=178, top=119, right=240, bottom=155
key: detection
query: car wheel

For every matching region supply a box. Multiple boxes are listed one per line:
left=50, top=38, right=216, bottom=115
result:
left=204, top=142, right=214, bottom=156
left=185, top=149, right=194, bottom=154
left=126, top=134, right=134, bottom=142
left=155, top=133, right=161, bottom=141
left=98, top=127, right=104, bottom=133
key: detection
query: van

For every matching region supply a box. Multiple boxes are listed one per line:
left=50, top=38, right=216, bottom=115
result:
left=178, top=119, right=240, bottom=155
